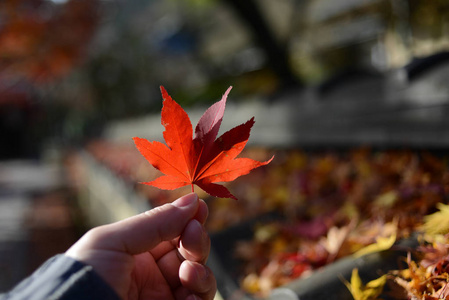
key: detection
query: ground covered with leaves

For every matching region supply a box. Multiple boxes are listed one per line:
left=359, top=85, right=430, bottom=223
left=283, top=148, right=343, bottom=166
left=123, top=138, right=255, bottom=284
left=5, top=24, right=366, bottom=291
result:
left=86, top=142, right=449, bottom=299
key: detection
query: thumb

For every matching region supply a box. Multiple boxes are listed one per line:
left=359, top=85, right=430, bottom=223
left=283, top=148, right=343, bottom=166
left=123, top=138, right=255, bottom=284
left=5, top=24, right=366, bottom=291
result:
left=83, top=193, right=199, bottom=255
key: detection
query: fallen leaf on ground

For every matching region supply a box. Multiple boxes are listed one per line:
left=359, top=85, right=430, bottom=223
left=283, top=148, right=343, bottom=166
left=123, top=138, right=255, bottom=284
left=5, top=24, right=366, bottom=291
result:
left=353, top=224, right=397, bottom=258
left=421, top=203, right=449, bottom=236
left=343, top=268, right=387, bottom=300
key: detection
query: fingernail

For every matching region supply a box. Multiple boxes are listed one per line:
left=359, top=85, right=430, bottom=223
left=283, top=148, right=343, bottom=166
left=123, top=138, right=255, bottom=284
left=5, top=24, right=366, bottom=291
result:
left=190, top=219, right=203, bottom=233
left=186, top=295, right=201, bottom=300
left=172, top=193, right=198, bottom=208
left=191, top=261, right=209, bottom=281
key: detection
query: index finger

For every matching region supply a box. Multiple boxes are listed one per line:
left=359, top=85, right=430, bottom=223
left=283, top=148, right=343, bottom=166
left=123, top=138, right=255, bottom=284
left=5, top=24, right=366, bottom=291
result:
left=150, top=198, right=209, bottom=260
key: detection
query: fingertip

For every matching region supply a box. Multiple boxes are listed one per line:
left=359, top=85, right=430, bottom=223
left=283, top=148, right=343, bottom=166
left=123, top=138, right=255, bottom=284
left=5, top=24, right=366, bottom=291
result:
left=180, top=261, right=216, bottom=297
left=179, top=219, right=210, bottom=263
left=172, top=193, right=198, bottom=208
left=180, top=261, right=209, bottom=283
left=195, top=199, right=209, bottom=224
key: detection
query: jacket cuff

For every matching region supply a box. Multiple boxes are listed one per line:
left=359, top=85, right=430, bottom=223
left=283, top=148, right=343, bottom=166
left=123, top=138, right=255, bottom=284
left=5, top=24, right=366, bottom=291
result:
left=2, top=254, right=121, bottom=300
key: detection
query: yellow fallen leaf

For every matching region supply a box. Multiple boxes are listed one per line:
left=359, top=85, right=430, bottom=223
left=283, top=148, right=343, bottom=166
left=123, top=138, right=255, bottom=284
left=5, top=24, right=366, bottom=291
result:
left=373, top=191, right=398, bottom=208
left=421, top=202, right=449, bottom=236
left=353, top=231, right=396, bottom=258
left=241, top=273, right=260, bottom=294
left=343, top=268, right=387, bottom=300
left=321, top=225, right=351, bottom=257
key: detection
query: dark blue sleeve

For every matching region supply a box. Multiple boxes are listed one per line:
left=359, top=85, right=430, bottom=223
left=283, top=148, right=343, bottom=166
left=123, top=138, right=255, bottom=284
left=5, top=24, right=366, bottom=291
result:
left=0, top=254, right=121, bottom=300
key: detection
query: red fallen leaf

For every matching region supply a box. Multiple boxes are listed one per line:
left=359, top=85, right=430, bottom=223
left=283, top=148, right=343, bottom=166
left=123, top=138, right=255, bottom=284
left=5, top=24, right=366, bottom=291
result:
left=133, top=86, right=273, bottom=200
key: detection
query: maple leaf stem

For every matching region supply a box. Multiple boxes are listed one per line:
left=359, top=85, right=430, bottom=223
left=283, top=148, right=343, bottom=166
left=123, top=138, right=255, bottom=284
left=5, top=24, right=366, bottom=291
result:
left=191, top=184, right=194, bottom=193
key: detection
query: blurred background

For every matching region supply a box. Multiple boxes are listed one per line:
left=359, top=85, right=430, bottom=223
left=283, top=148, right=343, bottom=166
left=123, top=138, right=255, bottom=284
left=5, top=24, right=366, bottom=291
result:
left=2, top=0, right=449, bottom=299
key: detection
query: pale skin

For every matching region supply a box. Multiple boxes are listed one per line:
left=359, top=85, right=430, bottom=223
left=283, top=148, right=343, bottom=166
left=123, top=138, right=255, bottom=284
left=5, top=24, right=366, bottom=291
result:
left=66, top=193, right=216, bottom=300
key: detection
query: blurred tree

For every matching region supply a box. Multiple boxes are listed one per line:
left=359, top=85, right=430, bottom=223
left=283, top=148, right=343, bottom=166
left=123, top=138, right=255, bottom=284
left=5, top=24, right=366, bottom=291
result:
left=0, top=0, right=99, bottom=158
left=175, top=0, right=301, bottom=91
left=0, top=0, right=99, bottom=83
left=221, top=0, right=301, bottom=90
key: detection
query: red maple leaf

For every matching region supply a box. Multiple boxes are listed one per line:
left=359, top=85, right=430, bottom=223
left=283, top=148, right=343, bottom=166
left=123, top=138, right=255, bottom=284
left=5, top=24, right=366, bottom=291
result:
left=133, top=86, right=273, bottom=200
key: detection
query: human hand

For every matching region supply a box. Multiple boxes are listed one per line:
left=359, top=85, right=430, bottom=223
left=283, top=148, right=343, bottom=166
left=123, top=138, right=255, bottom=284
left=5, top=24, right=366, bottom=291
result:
left=65, top=193, right=216, bottom=300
